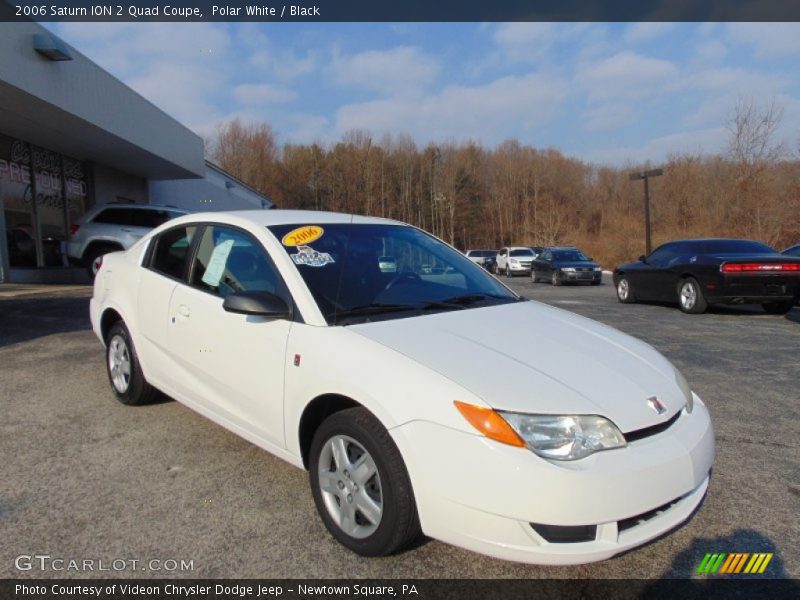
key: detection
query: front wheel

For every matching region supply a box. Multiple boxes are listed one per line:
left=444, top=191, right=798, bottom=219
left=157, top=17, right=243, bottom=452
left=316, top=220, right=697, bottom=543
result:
left=616, top=276, right=635, bottom=303
left=762, top=301, right=793, bottom=315
left=505, top=266, right=511, bottom=278
left=309, top=408, right=420, bottom=556
left=678, top=277, right=708, bottom=314
left=551, top=271, right=561, bottom=286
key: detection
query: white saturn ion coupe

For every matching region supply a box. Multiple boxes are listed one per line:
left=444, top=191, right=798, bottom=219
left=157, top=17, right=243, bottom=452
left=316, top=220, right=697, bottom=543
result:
left=90, top=210, right=714, bottom=565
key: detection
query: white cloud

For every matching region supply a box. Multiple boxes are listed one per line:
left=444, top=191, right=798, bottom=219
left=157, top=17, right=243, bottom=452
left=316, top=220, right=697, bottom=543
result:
left=588, top=127, right=728, bottom=165
left=331, top=46, right=439, bottom=96
left=693, top=40, right=727, bottom=64
left=491, top=23, right=594, bottom=62
left=334, top=72, right=567, bottom=144
left=727, top=23, right=800, bottom=58
left=233, top=84, right=296, bottom=105
left=576, top=52, right=678, bottom=101
left=624, top=23, right=677, bottom=44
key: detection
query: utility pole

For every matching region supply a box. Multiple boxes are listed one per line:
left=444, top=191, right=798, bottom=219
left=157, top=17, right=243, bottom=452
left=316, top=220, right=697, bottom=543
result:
left=629, top=168, right=663, bottom=255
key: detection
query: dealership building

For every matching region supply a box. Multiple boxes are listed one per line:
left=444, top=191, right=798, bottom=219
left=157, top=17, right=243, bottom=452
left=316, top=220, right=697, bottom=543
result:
left=0, top=20, right=272, bottom=283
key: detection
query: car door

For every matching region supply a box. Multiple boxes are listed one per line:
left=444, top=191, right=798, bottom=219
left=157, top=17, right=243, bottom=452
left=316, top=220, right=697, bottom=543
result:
left=497, top=248, right=508, bottom=271
left=137, top=224, right=199, bottom=383
left=536, top=249, right=553, bottom=279
left=633, top=244, right=676, bottom=301
left=166, top=224, right=293, bottom=448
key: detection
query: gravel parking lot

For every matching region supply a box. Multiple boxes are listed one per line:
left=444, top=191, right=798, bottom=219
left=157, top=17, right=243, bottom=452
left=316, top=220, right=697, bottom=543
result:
left=1, top=278, right=798, bottom=579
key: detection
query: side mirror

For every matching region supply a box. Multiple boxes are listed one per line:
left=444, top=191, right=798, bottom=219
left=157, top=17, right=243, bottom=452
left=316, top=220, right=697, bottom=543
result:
left=638, top=255, right=647, bottom=263
left=223, top=291, right=291, bottom=319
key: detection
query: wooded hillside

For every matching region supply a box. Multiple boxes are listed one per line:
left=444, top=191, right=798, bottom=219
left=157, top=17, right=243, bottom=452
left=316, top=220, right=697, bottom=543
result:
left=209, top=102, right=800, bottom=267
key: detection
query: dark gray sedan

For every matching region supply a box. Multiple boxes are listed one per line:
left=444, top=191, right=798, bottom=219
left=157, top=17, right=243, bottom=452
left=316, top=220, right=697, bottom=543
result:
left=531, top=247, right=602, bottom=286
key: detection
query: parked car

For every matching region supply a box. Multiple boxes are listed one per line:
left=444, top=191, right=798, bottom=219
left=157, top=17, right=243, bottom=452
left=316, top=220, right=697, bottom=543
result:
left=495, top=246, right=535, bottom=277
left=532, top=247, right=602, bottom=286
left=613, top=238, right=800, bottom=314
left=782, top=244, right=800, bottom=304
left=5, top=225, right=62, bottom=267
left=464, top=249, right=497, bottom=267
left=67, top=203, right=186, bottom=278
left=783, top=243, right=800, bottom=258
left=91, top=210, right=713, bottom=565
left=483, top=255, right=497, bottom=273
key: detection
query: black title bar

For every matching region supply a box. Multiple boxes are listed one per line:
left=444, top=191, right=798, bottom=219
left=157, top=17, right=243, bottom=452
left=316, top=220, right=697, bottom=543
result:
left=2, top=0, right=800, bottom=22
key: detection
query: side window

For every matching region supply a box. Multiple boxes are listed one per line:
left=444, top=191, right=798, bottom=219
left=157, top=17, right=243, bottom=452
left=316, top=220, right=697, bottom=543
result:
left=542, top=250, right=552, bottom=261
left=149, top=226, right=197, bottom=280
left=190, top=226, right=281, bottom=298
left=647, top=244, right=679, bottom=266
left=131, top=209, right=172, bottom=228
left=93, top=208, right=138, bottom=226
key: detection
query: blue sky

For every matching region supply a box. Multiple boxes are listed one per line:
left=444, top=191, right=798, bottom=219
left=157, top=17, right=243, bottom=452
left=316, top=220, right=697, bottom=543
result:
left=49, top=22, right=800, bottom=165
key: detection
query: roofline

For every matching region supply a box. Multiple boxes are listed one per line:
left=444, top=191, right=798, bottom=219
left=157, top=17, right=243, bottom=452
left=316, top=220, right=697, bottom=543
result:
left=204, top=159, right=274, bottom=206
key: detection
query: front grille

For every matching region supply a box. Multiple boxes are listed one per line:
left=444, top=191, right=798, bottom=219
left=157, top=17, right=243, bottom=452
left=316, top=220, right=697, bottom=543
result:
left=519, top=261, right=532, bottom=268
left=530, top=523, right=597, bottom=543
left=624, top=411, right=681, bottom=443
left=618, top=498, right=681, bottom=533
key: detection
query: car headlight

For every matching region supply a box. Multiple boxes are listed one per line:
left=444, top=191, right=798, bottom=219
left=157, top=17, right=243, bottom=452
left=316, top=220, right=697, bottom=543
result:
left=498, top=413, right=626, bottom=460
left=674, top=368, right=694, bottom=413
left=593, top=266, right=602, bottom=272
left=561, top=267, right=576, bottom=272
left=510, top=258, right=519, bottom=264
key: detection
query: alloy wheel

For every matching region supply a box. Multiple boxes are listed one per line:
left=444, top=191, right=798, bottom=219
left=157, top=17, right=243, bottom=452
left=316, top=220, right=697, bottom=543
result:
left=617, top=279, right=629, bottom=301
left=317, top=435, right=383, bottom=539
left=108, top=335, right=132, bottom=393
left=680, top=281, right=696, bottom=310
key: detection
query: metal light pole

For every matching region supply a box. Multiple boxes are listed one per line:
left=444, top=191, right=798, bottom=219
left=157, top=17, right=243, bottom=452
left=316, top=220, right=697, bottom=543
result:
left=629, top=168, right=663, bottom=255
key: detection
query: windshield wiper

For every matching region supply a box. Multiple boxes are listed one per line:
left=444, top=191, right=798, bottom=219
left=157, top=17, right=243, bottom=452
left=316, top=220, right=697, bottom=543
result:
left=438, top=293, right=520, bottom=306
left=328, top=301, right=465, bottom=324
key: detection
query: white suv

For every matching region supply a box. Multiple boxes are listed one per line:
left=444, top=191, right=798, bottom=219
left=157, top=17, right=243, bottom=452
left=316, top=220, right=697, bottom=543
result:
left=495, top=246, right=535, bottom=277
left=68, top=203, right=185, bottom=278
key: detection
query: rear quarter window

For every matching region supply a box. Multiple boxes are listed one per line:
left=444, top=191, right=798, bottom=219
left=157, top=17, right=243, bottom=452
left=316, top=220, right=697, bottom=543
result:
left=148, top=226, right=198, bottom=280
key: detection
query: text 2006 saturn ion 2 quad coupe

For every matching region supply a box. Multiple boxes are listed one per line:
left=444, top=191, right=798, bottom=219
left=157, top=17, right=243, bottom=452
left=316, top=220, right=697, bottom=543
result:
left=90, top=210, right=714, bottom=565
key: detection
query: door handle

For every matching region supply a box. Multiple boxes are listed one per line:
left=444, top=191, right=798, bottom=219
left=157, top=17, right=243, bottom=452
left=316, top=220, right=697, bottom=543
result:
left=177, top=304, right=191, bottom=317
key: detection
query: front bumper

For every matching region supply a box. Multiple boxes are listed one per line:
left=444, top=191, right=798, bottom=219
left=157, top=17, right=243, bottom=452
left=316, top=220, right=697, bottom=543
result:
left=391, top=395, right=714, bottom=565
left=560, top=270, right=602, bottom=282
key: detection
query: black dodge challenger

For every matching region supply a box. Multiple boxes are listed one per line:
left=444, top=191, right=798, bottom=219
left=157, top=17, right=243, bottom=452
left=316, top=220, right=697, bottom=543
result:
left=613, top=239, right=800, bottom=314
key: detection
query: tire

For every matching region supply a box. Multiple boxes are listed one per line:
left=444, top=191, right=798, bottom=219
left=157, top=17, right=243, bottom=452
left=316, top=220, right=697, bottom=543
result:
left=531, top=270, right=538, bottom=284
left=105, top=321, right=159, bottom=406
left=84, top=244, right=120, bottom=281
left=677, top=277, right=708, bottom=314
left=762, top=301, right=793, bottom=315
left=591, top=280, right=601, bottom=286
left=616, top=276, right=636, bottom=303
left=309, top=407, right=421, bottom=557
left=551, top=271, right=561, bottom=286
left=505, top=266, right=512, bottom=278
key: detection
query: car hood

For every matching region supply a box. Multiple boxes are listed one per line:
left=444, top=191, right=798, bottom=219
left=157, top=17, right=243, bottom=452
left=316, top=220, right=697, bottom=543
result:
left=552, top=261, right=599, bottom=269
left=349, top=301, right=688, bottom=432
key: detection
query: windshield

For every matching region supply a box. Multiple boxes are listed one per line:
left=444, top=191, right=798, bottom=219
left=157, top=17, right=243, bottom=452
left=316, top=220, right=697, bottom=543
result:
left=268, top=223, right=519, bottom=324
left=552, top=250, right=590, bottom=261
left=468, top=250, right=496, bottom=257
left=510, top=249, right=534, bottom=257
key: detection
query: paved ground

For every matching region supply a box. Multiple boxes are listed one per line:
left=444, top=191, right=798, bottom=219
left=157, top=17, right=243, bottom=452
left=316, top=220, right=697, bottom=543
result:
left=1, top=277, right=798, bottom=579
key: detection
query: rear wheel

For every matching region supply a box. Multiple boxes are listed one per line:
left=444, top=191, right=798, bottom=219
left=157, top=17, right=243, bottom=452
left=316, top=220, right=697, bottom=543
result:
left=106, top=322, right=159, bottom=406
left=616, top=276, right=635, bottom=303
left=309, top=407, right=420, bottom=557
left=762, top=301, right=793, bottom=315
left=678, top=278, right=708, bottom=314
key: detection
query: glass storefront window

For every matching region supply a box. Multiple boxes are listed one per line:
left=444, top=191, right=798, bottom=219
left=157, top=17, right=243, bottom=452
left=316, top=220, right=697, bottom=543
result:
left=0, top=133, right=88, bottom=268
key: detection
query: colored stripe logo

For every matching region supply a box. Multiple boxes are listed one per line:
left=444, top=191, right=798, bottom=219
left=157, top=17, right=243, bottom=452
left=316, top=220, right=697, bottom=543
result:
left=696, top=552, right=773, bottom=574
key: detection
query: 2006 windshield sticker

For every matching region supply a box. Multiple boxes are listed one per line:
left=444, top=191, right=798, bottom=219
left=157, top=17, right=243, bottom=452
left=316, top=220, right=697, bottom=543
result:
left=291, top=245, right=334, bottom=267
left=282, top=225, right=324, bottom=246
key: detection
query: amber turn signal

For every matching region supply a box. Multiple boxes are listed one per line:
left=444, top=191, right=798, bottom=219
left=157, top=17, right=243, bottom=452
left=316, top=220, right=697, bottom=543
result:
left=454, top=401, right=526, bottom=447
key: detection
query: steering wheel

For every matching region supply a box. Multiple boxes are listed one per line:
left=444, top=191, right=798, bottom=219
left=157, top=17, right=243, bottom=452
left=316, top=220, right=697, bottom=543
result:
left=385, top=271, right=423, bottom=290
